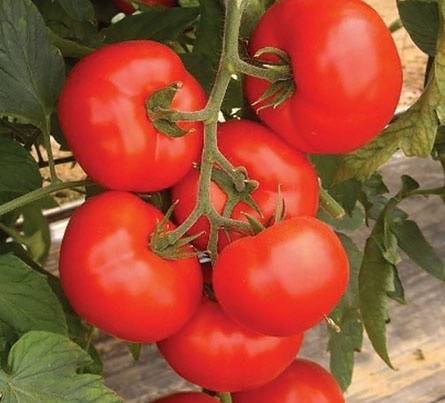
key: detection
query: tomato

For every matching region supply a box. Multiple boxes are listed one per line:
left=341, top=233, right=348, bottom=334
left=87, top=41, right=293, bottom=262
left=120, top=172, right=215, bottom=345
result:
left=158, top=298, right=303, bottom=392
left=232, top=359, right=344, bottom=403
left=59, top=40, right=205, bottom=192
left=213, top=217, right=349, bottom=336
left=152, top=392, right=218, bottom=403
left=113, top=0, right=176, bottom=14
left=245, top=0, right=402, bottom=154
left=59, top=191, right=202, bottom=343
left=172, top=119, right=319, bottom=250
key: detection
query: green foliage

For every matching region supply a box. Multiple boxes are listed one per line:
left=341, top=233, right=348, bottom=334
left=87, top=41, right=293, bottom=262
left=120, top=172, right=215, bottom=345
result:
left=0, top=0, right=65, bottom=131
left=0, top=137, right=42, bottom=205
left=328, top=234, right=363, bottom=391
left=0, top=254, right=67, bottom=336
left=0, top=331, right=121, bottom=402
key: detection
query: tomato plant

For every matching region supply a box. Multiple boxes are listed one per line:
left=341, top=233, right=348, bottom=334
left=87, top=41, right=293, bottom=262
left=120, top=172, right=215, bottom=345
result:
left=152, top=392, right=219, bottom=403
left=214, top=216, right=349, bottom=336
left=60, top=191, right=202, bottom=343
left=232, top=359, right=344, bottom=403
left=113, top=0, right=176, bottom=14
left=158, top=298, right=303, bottom=392
left=172, top=119, right=319, bottom=250
left=0, top=0, right=444, bottom=401
left=59, top=40, right=206, bottom=192
left=245, top=0, right=403, bottom=154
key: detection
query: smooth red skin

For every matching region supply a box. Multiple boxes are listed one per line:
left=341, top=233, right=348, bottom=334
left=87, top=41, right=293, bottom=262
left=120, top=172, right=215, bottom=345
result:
left=232, top=359, right=344, bottom=403
left=59, top=191, right=202, bottom=343
left=213, top=217, right=349, bottom=337
left=158, top=298, right=303, bottom=392
left=152, top=392, right=218, bottom=403
left=113, top=0, right=176, bottom=14
left=245, top=0, right=403, bottom=154
left=58, top=41, right=205, bottom=192
left=172, top=120, right=319, bottom=250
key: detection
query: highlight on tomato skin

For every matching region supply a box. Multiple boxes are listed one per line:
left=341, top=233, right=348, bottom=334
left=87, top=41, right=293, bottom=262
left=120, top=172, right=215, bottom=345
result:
left=59, top=191, right=203, bottom=343
left=58, top=40, right=206, bottom=193
left=232, top=359, right=345, bottom=403
left=151, top=392, right=219, bottom=403
left=157, top=297, right=304, bottom=393
left=213, top=216, right=350, bottom=337
left=245, top=0, right=403, bottom=154
left=172, top=119, right=320, bottom=251
left=113, top=0, right=176, bottom=14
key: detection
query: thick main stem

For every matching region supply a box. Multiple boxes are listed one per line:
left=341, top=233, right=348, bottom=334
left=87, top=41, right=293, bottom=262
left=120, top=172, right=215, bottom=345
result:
left=157, top=0, right=251, bottom=253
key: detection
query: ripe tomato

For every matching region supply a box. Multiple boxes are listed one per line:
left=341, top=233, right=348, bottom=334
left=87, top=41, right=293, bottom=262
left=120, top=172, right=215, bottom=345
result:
left=152, top=392, right=218, bottom=403
left=59, top=40, right=205, bottom=192
left=232, top=359, right=344, bottom=403
left=158, top=298, right=303, bottom=392
left=59, top=191, right=202, bottom=343
left=172, top=119, right=319, bottom=250
left=213, top=217, right=349, bottom=336
left=245, top=0, right=402, bottom=154
left=113, top=0, right=176, bottom=14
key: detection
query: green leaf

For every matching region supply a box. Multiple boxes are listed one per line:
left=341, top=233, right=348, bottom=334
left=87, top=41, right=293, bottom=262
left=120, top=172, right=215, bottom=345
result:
left=335, top=7, right=445, bottom=182
left=103, top=7, right=199, bottom=43
left=328, top=234, right=363, bottom=391
left=21, top=205, right=51, bottom=264
left=386, top=265, right=406, bottom=305
left=128, top=343, right=143, bottom=361
left=0, top=0, right=65, bottom=130
left=240, top=0, right=274, bottom=39
left=0, top=331, right=122, bottom=402
left=56, top=0, right=95, bottom=22
left=397, top=0, right=440, bottom=56
left=0, top=254, right=67, bottom=335
left=0, top=137, right=42, bottom=205
left=33, top=0, right=100, bottom=48
left=359, top=233, right=395, bottom=368
left=392, top=219, right=445, bottom=281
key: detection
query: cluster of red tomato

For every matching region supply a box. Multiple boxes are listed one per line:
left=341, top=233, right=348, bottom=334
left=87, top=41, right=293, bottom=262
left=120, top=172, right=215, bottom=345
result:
left=58, top=0, right=402, bottom=401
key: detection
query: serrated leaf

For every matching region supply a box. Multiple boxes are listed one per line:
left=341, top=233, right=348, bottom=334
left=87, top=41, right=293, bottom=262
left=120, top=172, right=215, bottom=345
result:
left=103, top=7, right=199, bottom=43
left=0, top=0, right=65, bottom=130
left=335, top=9, right=445, bottom=182
left=0, top=254, right=67, bottom=335
left=0, top=331, right=122, bottom=402
left=359, top=234, right=395, bottom=368
left=328, top=234, right=363, bottom=391
left=0, top=137, right=42, bottom=206
left=392, top=219, right=445, bottom=281
left=397, top=0, right=440, bottom=56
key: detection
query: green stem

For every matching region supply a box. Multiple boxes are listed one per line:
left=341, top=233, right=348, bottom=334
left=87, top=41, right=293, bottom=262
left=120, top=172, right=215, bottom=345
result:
left=235, top=59, right=291, bottom=81
left=407, top=186, right=445, bottom=198
left=0, top=179, right=90, bottom=217
left=42, top=116, right=59, bottom=182
left=218, top=392, right=232, bottom=403
left=389, top=18, right=402, bottom=33
left=38, top=155, right=75, bottom=169
left=155, top=0, right=251, bottom=257
left=319, top=187, right=346, bottom=219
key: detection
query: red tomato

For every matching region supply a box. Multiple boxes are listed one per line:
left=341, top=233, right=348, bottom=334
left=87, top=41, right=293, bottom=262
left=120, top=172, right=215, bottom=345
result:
left=59, top=191, right=202, bottom=343
left=232, top=359, right=344, bottom=403
left=152, top=392, right=218, bottom=403
left=213, top=217, right=349, bottom=336
left=172, top=120, right=319, bottom=250
left=245, top=0, right=402, bottom=154
left=113, top=0, right=176, bottom=14
left=59, top=41, right=205, bottom=192
left=158, top=298, right=303, bottom=392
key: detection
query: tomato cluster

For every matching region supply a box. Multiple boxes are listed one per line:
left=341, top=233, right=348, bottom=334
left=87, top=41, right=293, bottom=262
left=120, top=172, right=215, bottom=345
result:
left=58, top=0, right=401, bottom=400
